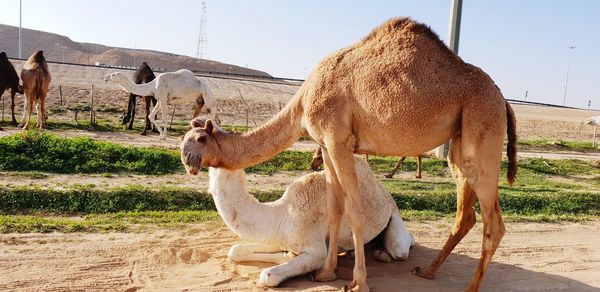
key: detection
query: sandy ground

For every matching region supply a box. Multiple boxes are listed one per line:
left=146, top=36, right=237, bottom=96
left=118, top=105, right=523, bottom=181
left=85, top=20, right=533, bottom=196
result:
left=1, top=220, right=599, bottom=291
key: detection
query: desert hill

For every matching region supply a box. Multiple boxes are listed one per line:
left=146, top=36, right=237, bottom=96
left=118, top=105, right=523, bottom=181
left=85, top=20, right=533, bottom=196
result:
left=0, top=23, right=271, bottom=78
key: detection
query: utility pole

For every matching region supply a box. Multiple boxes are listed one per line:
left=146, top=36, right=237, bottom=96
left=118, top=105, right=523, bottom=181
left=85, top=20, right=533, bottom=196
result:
left=436, top=0, right=462, bottom=158
left=562, top=46, right=576, bottom=106
left=19, top=0, right=22, bottom=58
left=525, top=90, right=528, bottom=101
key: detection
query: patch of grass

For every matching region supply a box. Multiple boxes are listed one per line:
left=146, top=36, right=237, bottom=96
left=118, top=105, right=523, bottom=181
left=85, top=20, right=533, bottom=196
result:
left=519, top=139, right=600, bottom=152
left=9, top=171, right=49, bottom=179
left=0, top=210, right=219, bottom=233
left=518, top=158, right=597, bottom=176
left=0, top=131, right=182, bottom=174
left=0, top=185, right=215, bottom=214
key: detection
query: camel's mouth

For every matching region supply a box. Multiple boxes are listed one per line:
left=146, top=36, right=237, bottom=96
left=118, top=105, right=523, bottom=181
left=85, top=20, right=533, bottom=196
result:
left=182, top=152, right=202, bottom=175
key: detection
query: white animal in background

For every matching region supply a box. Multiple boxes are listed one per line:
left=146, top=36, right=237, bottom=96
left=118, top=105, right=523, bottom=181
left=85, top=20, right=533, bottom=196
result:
left=104, top=69, right=217, bottom=139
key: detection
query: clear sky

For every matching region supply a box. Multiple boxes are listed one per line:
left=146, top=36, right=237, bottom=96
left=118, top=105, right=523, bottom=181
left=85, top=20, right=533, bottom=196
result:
left=1, top=0, right=599, bottom=109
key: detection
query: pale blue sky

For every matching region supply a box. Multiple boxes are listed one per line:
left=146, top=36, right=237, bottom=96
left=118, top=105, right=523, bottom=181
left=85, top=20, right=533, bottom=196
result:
left=1, top=0, right=599, bottom=109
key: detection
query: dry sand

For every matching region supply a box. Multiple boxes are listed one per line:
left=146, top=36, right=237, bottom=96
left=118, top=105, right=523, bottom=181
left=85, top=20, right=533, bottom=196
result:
left=1, top=221, right=599, bottom=291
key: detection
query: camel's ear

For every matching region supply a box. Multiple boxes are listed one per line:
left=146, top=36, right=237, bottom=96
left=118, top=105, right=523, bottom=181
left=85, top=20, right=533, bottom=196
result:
left=204, top=119, right=215, bottom=136
left=190, top=118, right=205, bottom=128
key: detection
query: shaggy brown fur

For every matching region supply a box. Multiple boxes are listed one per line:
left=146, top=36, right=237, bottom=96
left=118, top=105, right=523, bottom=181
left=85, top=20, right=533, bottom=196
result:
left=0, top=52, right=23, bottom=126
left=180, top=17, right=517, bottom=292
left=20, top=50, right=51, bottom=129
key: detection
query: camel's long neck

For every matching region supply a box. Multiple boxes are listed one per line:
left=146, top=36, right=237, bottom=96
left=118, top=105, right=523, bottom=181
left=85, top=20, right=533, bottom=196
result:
left=208, top=167, right=282, bottom=241
left=114, top=75, right=155, bottom=97
left=216, top=90, right=307, bottom=169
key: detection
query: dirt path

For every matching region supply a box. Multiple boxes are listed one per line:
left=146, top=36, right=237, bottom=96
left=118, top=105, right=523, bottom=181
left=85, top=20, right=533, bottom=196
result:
left=1, top=221, right=598, bottom=291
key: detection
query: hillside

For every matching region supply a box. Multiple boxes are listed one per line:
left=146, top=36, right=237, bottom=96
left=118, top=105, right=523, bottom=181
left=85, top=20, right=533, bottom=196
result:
left=0, top=24, right=271, bottom=78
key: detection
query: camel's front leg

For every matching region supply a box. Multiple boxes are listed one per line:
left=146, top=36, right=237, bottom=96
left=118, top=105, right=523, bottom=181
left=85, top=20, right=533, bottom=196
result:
left=314, top=148, right=345, bottom=283
left=228, top=243, right=293, bottom=264
left=323, top=137, right=369, bottom=292
left=148, top=100, right=164, bottom=138
left=260, top=246, right=326, bottom=287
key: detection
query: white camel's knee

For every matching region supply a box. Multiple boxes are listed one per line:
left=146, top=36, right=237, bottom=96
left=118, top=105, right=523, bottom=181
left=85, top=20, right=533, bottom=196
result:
left=385, top=212, right=415, bottom=260
left=227, top=244, right=245, bottom=263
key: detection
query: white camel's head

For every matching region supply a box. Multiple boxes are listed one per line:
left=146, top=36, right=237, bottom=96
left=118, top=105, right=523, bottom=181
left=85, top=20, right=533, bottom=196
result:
left=104, top=72, right=123, bottom=83
left=180, top=118, right=225, bottom=175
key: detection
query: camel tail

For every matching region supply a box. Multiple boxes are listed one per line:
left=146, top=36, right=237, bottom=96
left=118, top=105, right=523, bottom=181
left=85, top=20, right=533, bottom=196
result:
left=35, top=70, right=44, bottom=101
left=506, top=101, right=517, bottom=186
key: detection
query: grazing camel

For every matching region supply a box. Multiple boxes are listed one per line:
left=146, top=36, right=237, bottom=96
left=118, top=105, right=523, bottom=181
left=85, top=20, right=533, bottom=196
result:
left=191, top=128, right=414, bottom=287
left=0, top=52, right=24, bottom=126
left=122, top=62, right=158, bottom=135
left=311, top=147, right=423, bottom=179
left=104, top=69, right=217, bottom=139
left=179, top=18, right=517, bottom=292
left=20, top=50, right=51, bottom=129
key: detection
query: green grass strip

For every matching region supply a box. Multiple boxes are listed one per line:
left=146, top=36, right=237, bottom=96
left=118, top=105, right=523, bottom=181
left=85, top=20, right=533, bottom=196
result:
left=1, top=185, right=598, bottom=217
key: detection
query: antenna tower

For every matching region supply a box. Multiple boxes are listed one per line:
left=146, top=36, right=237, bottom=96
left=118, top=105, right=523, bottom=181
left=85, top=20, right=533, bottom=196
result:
left=196, top=2, right=208, bottom=59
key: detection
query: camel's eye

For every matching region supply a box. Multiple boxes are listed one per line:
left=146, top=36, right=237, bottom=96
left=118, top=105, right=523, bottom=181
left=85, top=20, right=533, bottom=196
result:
left=197, top=136, right=207, bottom=143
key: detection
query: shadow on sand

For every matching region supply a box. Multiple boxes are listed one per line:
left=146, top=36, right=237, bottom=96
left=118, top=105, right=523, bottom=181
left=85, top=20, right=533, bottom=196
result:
left=269, top=244, right=599, bottom=291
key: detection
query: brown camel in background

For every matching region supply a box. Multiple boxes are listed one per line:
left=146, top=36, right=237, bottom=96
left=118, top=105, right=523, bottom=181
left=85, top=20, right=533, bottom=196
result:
left=180, top=18, right=517, bottom=291
left=20, top=50, right=51, bottom=129
left=0, top=52, right=23, bottom=127
left=310, top=147, right=423, bottom=179
left=122, top=62, right=158, bottom=135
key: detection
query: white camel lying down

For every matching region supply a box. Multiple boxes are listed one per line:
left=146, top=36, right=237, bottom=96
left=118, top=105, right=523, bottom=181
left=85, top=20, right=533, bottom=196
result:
left=207, top=156, right=415, bottom=287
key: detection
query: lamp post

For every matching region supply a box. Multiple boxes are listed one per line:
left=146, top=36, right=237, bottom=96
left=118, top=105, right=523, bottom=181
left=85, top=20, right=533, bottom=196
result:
left=18, top=0, right=22, bottom=58
left=562, top=46, right=576, bottom=106
left=436, top=0, right=462, bottom=158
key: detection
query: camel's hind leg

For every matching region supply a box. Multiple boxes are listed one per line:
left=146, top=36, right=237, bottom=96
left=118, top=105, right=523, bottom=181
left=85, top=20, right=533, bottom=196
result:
left=413, top=135, right=477, bottom=279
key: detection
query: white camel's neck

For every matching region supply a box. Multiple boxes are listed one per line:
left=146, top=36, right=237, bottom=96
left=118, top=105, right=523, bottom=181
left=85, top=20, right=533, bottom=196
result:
left=112, top=75, right=155, bottom=97
left=208, top=167, right=282, bottom=241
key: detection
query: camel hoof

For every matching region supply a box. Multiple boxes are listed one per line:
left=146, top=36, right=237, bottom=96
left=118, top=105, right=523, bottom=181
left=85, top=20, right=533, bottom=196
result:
left=140, top=131, right=147, bottom=136
left=344, top=282, right=369, bottom=292
left=11, top=120, right=18, bottom=126
left=313, top=269, right=337, bottom=282
left=372, top=250, right=392, bottom=263
left=415, top=175, right=422, bottom=179
left=412, top=266, right=435, bottom=279
left=259, top=269, right=284, bottom=287
left=384, top=174, right=393, bottom=179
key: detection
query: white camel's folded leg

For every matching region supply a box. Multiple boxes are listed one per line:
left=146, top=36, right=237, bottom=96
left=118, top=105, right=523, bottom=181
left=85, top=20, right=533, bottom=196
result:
left=259, top=246, right=326, bottom=287
left=384, top=210, right=415, bottom=261
left=228, top=243, right=293, bottom=264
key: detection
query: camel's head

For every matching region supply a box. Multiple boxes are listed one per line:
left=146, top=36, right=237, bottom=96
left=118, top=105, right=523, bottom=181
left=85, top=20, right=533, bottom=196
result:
left=311, top=147, right=324, bottom=171
left=180, top=118, right=224, bottom=175
left=104, top=72, right=122, bottom=83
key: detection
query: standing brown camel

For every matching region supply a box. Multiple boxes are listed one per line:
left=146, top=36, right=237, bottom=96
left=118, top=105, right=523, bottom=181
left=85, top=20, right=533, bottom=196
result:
left=0, top=52, right=23, bottom=126
left=310, top=147, right=423, bottom=179
left=122, top=62, right=158, bottom=135
left=385, top=155, right=423, bottom=179
left=20, top=50, right=51, bottom=129
left=180, top=18, right=517, bottom=292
